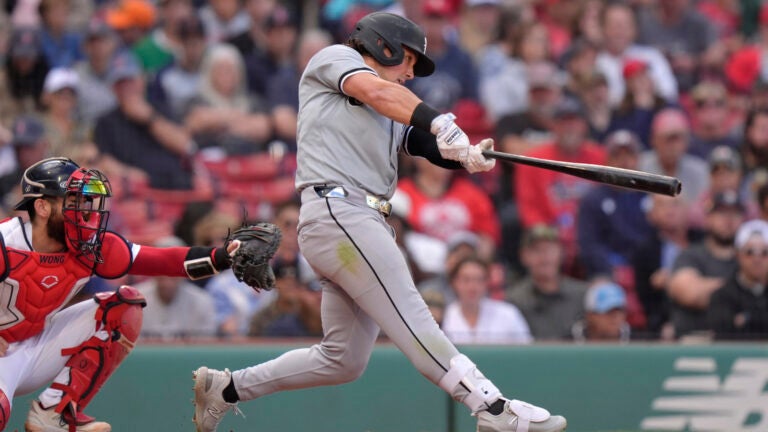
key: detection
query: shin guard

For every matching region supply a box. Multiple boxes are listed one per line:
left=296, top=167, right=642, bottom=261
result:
left=0, top=389, right=9, bottom=432
left=438, top=354, right=502, bottom=413
left=52, top=286, right=145, bottom=418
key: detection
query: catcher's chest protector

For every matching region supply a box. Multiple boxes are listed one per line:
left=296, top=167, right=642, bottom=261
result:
left=0, top=248, right=93, bottom=343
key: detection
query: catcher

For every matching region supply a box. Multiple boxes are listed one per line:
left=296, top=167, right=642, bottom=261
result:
left=0, top=157, right=279, bottom=432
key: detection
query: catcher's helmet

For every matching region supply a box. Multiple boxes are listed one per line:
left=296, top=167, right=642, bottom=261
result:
left=349, top=12, right=435, bottom=77
left=13, top=157, right=80, bottom=211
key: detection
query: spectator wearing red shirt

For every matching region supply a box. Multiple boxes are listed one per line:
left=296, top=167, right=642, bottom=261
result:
left=514, top=97, right=606, bottom=276
left=394, top=157, right=501, bottom=260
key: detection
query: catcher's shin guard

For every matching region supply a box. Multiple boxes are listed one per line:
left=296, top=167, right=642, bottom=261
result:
left=0, top=389, right=10, bottom=432
left=52, top=286, right=145, bottom=420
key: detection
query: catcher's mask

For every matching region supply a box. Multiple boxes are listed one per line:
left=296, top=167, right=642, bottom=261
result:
left=349, top=12, right=435, bottom=77
left=62, top=167, right=112, bottom=263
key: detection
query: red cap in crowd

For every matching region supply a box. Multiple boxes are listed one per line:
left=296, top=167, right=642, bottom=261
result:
left=622, top=59, right=648, bottom=80
left=423, top=0, right=455, bottom=17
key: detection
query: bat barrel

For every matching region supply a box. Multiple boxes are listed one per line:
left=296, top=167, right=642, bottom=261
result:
left=482, top=150, right=682, bottom=197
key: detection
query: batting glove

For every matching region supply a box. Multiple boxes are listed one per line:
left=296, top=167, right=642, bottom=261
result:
left=431, top=113, right=470, bottom=162
left=463, top=138, right=496, bottom=173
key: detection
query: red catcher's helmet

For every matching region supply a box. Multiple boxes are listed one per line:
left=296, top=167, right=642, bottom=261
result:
left=62, top=167, right=112, bottom=264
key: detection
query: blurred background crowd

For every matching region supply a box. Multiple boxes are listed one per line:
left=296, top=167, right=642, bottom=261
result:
left=1, top=0, right=768, bottom=344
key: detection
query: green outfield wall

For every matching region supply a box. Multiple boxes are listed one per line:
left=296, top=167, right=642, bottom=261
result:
left=6, top=343, right=768, bottom=432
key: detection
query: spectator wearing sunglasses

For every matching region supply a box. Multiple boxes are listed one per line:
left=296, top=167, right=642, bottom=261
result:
left=708, top=219, right=768, bottom=340
left=687, top=81, right=740, bottom=160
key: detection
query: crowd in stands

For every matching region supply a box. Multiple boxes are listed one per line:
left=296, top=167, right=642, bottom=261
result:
left=1, top=0, right=768, bottom=343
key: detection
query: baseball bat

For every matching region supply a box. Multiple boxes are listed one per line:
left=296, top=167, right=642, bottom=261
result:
left=482, top=150, right=682, bottom=196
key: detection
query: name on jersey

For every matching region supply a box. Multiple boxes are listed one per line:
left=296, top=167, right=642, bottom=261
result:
left=39, top=255, right=65, bottom=265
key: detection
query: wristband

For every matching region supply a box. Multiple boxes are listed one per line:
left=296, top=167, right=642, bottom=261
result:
left=410, top=102, right=441, bottom=132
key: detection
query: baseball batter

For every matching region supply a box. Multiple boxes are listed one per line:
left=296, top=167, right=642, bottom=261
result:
left=193, top=12, right=567, bottom=432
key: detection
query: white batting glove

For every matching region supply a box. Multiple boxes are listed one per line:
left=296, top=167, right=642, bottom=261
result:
left=463, top=138, right=496, bottom=173
left=431, top=113, right=470, bottom=162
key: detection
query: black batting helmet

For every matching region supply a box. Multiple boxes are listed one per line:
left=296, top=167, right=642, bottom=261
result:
left=14, top=157, right=80, bottom=211
left=349, top=12, right=435, bottom=77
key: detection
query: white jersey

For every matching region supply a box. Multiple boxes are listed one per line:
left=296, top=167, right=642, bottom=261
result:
left=295, top=45, right=408, bottom=199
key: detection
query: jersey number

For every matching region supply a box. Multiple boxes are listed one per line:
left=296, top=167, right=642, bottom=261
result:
left=0, top=280, right=24, bottom=330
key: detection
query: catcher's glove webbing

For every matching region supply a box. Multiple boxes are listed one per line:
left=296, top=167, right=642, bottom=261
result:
left=228, top=222, right=282, bottom=290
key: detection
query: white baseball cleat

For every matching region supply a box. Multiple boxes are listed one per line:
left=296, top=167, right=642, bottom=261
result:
left=192, top=366, right=242, bottom=432
left=24, top=400, right=111, bottom=432
left=475, top=398, right=567, bottom=432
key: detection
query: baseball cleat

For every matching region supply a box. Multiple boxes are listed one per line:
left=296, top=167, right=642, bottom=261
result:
left=24, top=400, right=111, bottom=432
left=192, top=366, right=242, bottom=432
left=476, top=398, right=566, bottom=432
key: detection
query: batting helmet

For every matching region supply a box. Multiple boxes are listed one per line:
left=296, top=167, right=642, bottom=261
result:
left=349, top=12, right=435, bottom=77
left=14, top=157, right=80, bottom=211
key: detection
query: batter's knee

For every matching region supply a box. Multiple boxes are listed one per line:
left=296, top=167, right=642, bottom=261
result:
left=0, top=388, right=10, bottom=432
left=317, top=343, right=371, bottom=384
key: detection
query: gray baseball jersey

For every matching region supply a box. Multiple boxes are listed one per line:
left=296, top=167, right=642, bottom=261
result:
left=230, top=44, right=478, bottom=406
left=295, top=45, right=404, bottom=199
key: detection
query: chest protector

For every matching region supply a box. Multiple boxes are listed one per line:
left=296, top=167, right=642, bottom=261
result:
left=0, top=227, right=132, bottom=343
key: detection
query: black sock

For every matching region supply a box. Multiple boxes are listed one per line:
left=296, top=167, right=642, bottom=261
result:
left=486, top=398, right=506, bottom=415
left=222, top=377, right=240, bottom=403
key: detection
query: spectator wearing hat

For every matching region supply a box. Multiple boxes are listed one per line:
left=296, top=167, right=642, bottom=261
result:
left=514, top=96, right=606, bottom=277
left=507, top=224, right=588, bottom=340
left=93, top=52, right=195, bottom=190
left=183, top=43, right=272, bottom=155
left=199, top=0, right=250, bottom=46
left=576, top=70, right=613, bottom=143
left=3, top=27, right=50, bottom=116
left=105, top=0, right=158, bottom=47
left=40, top=67, right=96, bottom=165
left=577, top=130, right=653, bottom=328
left=132, top=0, right=195, bottom=75
left=415, top=231, right=482, bottom=305
left=0, top=115, right=49, bottom=211
left=639, top=108, right=709, bottom=204
left=74, top=18, right=120, bottom=125
left=494, top=61, right=564, bottom=241
left=443, top=255, right=532, bottom=345
left=595, top=2, right=677, bottom=107
left=571, top=280, right=630, bottom=342
left=608, top=58, right=672, bottom=148
left=667, top=190, right=744, bottom=339
left=689, top=146, right=757, bottom=229
left=242, top=5, right=299, bottom=99
left=724, top=3, right=768, bottom=94
left=37, top=0, right=84, bottom=68
left=407, top=0, right=480, bottom=115
left=635, top=0, right=717, bottom=92
left=633, top=193, right=699, bottom=340
left=687, top=81, right=740, bottom=160
left=495, top=61, right=564, bottom=157
left=148, top=14, right=209, bottom=119
left=708, top=219, right=768, bottom=340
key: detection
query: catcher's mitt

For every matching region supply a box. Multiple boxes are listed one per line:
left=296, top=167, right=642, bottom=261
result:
left=228, top=222, right=282, bottom=290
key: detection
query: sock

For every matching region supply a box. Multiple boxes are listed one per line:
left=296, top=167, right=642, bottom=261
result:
left=222, top=378, right=240, bottom=403
left=486, top=398, right=506, bottom=415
